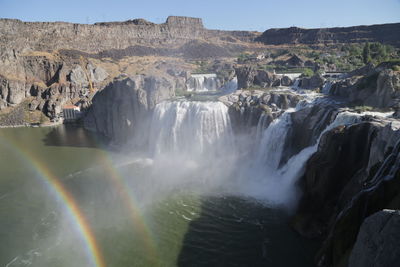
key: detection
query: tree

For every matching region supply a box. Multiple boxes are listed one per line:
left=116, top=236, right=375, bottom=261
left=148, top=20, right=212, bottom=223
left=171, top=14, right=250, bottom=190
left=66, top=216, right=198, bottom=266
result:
left=363, top=42, right=371, bottom=64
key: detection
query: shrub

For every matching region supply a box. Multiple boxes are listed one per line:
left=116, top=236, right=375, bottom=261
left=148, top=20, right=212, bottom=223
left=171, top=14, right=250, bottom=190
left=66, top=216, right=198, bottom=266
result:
left=302, top=68, right=314, bottom=77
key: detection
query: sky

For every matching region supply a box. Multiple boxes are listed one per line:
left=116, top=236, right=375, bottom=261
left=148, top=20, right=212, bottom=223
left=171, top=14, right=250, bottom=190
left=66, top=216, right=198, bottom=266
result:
left=0, top=0, right=399, bottom=31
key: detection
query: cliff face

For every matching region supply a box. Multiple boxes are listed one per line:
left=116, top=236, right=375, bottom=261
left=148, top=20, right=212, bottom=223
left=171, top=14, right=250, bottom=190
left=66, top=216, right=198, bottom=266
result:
left=293, top=119, right=400, bottom=267
left=256, top=23, right=400, bottom=47
left=83, top=74, right=176, bottom=144
left=0, top=16, right=260, bottom=125
left=0, top=16, right=258, bottom=55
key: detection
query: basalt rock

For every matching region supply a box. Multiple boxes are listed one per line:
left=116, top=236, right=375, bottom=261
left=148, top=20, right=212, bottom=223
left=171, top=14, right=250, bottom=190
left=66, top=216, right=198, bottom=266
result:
left=348, top=209, right=400, bottom=267
left=330, top=67, right=400, bottom=109
left=235, top=66, right=256, bottom=89
left=84, top=75, right=175, bottom=144
left=255, top=23, right=400, bottom=47
left=220, top=89, right=302, bottom=134
left=299, top=74, right=324, bottom=90
left=280, top=101, right=339, bottom=166
left=293, top=119, right=400, bottom=267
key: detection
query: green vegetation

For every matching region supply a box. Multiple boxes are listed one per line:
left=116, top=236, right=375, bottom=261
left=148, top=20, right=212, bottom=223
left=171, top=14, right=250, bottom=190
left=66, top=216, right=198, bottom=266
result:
left=175, top=88, right=192, bottom=97
left=192, top=60, right=211, bottom=74
left=353, top=105, right=375, bottom=112
left=362, top=42, right=394, bottom=64
left=301, top=68, right=314, bottom=77
left=237, top=53, right=253, bottom=63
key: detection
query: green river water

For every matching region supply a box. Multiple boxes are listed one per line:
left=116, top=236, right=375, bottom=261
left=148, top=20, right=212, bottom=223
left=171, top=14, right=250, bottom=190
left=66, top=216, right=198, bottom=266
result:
left=0, top=125, right=317, bottom=267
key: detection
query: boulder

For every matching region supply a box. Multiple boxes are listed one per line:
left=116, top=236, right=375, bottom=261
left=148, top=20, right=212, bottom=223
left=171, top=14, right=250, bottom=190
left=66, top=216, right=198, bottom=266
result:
left=69, top=66, right=89, bottom=87
left=281, top=75, right=293, bottom=86
left=299, top=74, right=324, bottom=89
left=349, top=210, right=400, bottom=267
left=88, top=64, right=108, bottom=84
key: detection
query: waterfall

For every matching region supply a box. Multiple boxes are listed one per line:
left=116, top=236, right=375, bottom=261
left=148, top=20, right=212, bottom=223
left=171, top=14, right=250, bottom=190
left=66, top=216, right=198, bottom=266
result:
left=321, top=81, right=333, bottom=94
left=148, top=100, right=233, bottom=157
left=186, top=74, right=219, bottom=92
left=220, top=77, right=238, bottom=93
left=255, top=110, right=294, bottom=170
left=239, top=101, right=367, bottom=206
left=292, top=79, right=300, bottom=89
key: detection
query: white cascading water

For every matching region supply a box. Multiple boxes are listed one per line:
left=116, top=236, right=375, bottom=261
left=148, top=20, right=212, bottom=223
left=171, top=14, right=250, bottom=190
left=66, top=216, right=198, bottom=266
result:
left=148, top=100, right=233, bottom=157
left=220, top=77, right=238, bottom=93
left=144, top=88, right=388, bottom=208
left=240, top=100, right=368, bottom=206
left=186, top=74, right=218, bottom=92
left=321, top=81, right=333, bottom=94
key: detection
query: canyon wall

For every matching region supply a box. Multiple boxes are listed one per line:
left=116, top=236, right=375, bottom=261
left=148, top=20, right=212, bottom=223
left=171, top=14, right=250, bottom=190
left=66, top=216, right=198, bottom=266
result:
left=0, top=16, right=258, bottom=54
left=256, top=23, right=400, bottom=47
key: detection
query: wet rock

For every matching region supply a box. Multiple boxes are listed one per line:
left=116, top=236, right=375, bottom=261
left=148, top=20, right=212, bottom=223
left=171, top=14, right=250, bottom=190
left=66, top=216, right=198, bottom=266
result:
left=293, top=119, right=400, bottom=267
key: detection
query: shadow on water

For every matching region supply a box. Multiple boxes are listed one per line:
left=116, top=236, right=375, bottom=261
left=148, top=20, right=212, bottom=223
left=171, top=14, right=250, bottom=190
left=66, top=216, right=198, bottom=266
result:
left=177, top=196, right=318, bottom=267
left=42, top=125, right=108, bottom=148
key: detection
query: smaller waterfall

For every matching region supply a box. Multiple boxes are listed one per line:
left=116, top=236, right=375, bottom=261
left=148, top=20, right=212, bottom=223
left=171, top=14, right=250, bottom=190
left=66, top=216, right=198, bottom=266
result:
left=321, top=81, right=333, bottom=94
left=255, top=110, right=294, bottom=169
left=220, top=77, right=238, bottom=93
left=239, top=100, right=369, bottom=206
left=186, top=74, right=219, bottom=92
left=292, top=79, right=300, bottom=89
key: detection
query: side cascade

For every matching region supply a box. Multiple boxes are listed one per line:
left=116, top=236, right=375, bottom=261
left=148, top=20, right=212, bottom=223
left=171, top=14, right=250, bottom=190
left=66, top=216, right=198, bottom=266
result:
left=186, top=74, right=219, bottom=92
left=241, top=97, right=368, bottom=206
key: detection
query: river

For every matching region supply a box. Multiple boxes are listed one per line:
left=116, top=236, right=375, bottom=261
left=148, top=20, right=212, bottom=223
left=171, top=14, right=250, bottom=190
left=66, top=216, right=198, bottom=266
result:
left=0, top=123, right=317, bottom=266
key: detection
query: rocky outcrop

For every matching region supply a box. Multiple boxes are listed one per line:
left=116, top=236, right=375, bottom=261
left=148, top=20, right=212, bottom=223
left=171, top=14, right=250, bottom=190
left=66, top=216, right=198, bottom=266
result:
left=330, top=67, right=400, bottom=108
left=280, top=101, right=339, bottom=166
left=219, top=89, right=302, bottom=134
left=349, top=209, right=400, bottom=267
left=256, top=23, right=400, bottom=47
left=235, top=66, right=284, bottom=89
left=299, top=74, right=325, bottom=90
left=293, top=118, right=400, bottom=267
left=84, top=75, right=175, bottom=143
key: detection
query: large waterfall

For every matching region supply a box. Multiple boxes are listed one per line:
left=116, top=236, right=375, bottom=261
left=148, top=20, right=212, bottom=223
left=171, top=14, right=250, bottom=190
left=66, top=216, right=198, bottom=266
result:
left=148, top=100, right=234, bottom=157
left=141, top=92, right=373, bottom=207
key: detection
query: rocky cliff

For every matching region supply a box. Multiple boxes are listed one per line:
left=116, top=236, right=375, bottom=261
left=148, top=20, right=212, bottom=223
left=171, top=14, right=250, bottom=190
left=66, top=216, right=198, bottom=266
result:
left=349, top=209, right=400, bottom=267
left=256, top=23, right=400, bottom=47
left=83, top=74, right=176, bottom=144
left=0, top=16, right=258, bottom=55
left=293, top=118, right=400, bottom=267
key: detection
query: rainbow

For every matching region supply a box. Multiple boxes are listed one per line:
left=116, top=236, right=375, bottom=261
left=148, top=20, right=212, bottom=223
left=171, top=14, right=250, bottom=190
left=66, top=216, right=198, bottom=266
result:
left=0, top=134, right=106, bottom=267
left=97, top=150, right=159, bottom=264
left=0, top=130, right=160, bottom=266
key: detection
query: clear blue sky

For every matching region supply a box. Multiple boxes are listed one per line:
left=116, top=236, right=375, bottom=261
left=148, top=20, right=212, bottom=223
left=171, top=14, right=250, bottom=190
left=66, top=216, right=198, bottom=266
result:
left=0, top=0, right=399, bottom=31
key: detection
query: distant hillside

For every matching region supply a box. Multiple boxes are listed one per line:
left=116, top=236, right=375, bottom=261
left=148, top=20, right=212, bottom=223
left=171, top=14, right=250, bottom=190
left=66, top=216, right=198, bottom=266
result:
left=256, top=23, right=400, bottom=47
